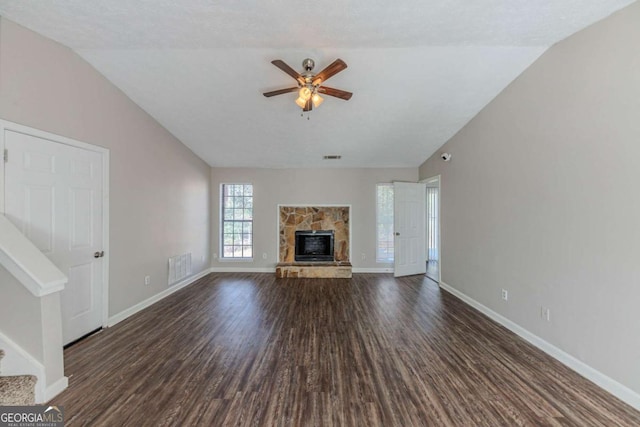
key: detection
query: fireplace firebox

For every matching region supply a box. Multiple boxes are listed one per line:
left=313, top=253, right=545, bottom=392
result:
left=295, top=230, right=335, bottom=262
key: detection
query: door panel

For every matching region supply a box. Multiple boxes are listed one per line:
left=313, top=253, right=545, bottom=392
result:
left=24, top=185, right=55, bottom=253
left=66, top=263, right=94, bottom=319
left=4, top=129, right=104, bottom=345
left=394, top=182, right=426, bottom=277
left=24, top=150, right=55, bottom=173
left=70, top=188, right=94, bottom=249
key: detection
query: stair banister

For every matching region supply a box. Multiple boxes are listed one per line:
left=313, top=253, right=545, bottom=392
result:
left=0, top=214, right=67, bottom=296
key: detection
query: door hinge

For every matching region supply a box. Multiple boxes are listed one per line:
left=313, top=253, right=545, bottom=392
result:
left=3, top=149, right=7, bottom=163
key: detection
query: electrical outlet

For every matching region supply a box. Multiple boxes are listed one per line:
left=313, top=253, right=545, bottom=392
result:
left=540, top=307, right=551, bottom=322
left=213, top=253, right=217, bottom=259
left=144, top=275, right=151, bottom=285
left=501, top=289, right=508, bottom=301
left=262, top=253, right=267, bottom=259
left=361, top=253, right=366, bottom=260
left=201, top=255, right=205, bottom=262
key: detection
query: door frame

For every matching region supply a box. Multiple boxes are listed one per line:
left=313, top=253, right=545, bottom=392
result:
left=0, top=119, right=110, bottom=327
left=421, top=174, right=441, bottom=285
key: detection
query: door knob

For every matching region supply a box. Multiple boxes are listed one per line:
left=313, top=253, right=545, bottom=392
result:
left=395, top=232, right=400, bottom=236
left=94, top=251, right=105, bottom=258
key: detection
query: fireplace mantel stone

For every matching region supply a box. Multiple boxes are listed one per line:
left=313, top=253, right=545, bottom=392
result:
left=277, top=205, right=352, bottom=278
left=278, top=206, right=350, bottom=263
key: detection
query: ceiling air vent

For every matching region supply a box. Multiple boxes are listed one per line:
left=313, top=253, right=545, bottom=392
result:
left=323, top=155, right=342, bottom=160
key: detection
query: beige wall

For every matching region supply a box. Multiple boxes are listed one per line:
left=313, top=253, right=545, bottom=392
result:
left=0, top=267, right=43, bottom=360
left=419, top=2, right=640, bottom=394
left=211, top=168, right=417, bottom=270
left=0, top=18, right=211, bottom=317
left=0, top=266, right=63, bottom=396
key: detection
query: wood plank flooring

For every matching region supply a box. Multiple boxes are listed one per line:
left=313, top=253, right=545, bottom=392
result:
left=51, top=273, right=640, bottom=426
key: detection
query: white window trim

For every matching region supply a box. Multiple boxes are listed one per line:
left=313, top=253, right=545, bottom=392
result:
left=219, top=183, right=254, bottom=261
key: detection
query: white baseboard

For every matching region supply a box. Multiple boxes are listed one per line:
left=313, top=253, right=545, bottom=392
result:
left=352, top=268, right=393, bottom=273
left=210, top=267, right=276, bottom=273
left=0, top=330, right=45, bottom=375
left=107, top=268, right=212, bottom=327
left=0, top=327, right=70, bottom=403
left=43, top=376, right=68, bottom=403
left=439, top=281, right=640, bottom=411
left=0, top=330, right=47, bottom=403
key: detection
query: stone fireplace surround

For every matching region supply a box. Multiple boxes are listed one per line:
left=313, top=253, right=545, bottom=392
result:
left=276, top=205, right=352, bottom=278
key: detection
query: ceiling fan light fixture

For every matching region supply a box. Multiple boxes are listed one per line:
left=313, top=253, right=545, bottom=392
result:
left=312, top=93, right=324, bottom=108
left=299, top=87, right=312, bottom=101
left=295, top=96, right=307, bottom=108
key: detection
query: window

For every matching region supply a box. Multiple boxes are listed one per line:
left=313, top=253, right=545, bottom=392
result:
left=426, top=186, right=439, bottom=262
left=221, top=184, right=253, bottom=259
left=376, top=183, right=394, bottom=262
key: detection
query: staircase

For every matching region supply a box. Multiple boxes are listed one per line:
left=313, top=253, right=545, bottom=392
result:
left=0, top=349, right=37, bottom=405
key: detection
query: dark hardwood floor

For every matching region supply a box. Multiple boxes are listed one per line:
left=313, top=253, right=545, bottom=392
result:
left=52, top=273, right=640, bottom=426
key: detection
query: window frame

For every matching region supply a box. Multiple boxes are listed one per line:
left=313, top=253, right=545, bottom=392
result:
left=220, top=183, right=254, bottom=261
left=376, top=183, right=394, bottom=263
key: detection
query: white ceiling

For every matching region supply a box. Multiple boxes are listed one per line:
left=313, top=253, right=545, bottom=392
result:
left=0, top=1, right=634, bottom=168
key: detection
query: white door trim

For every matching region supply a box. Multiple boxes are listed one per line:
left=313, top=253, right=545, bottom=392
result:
left=421, top=175, right=441, bottom=284
left=0, top=119, right=110, bottom=327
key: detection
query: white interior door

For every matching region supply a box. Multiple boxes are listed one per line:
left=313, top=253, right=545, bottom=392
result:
left=394, top=182, right=426, bottom=277
left=4, top=130, right=104, bottom=345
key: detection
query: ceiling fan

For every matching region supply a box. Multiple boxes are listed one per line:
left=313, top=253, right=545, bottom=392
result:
left=263, top=58, right=353, bottom=112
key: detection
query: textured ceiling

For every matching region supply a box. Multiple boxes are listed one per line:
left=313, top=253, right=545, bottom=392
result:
left=0, top=1, right=634, bottom=167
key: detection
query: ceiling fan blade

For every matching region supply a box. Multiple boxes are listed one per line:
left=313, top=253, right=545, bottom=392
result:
left=318, top=86, right=353, bottom=100
left=263, top=87, right=299, bottom=97
left=303, top=98, right=313, bottom=112
left=312, top=59, right=347, bottom=85
left=271, top=60, right=304, bottom=84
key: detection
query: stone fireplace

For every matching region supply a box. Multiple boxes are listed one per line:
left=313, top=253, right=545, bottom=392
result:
left=277, top=206, right=352, bottom=278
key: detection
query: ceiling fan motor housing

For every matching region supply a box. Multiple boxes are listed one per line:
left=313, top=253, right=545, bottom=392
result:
left=302, top=58, right=315, bottom=71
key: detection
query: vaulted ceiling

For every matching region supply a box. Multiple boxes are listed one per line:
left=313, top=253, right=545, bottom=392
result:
left=0, top=1, right=634, bottom=167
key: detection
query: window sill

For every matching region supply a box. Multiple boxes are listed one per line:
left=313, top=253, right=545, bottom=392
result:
left=218, top=257, right=254, bottom=262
